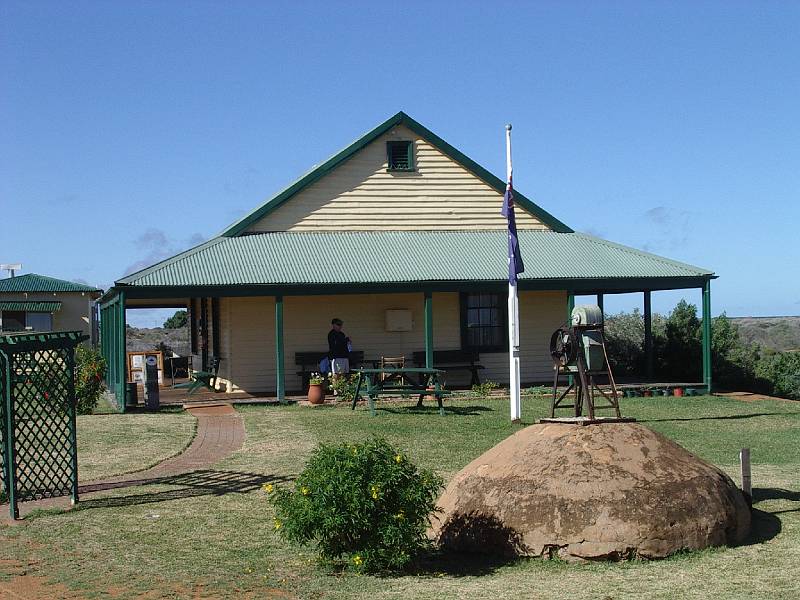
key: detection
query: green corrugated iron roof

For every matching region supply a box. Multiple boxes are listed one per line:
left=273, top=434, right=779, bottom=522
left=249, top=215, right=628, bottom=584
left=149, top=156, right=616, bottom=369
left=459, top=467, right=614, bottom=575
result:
left=219, top=112, right=573, bottom=236
left=0, top=300, right=62, bottom=312
left=116, top=231, right=713, bottom=288
left=0, top=274, right=101, bottom=294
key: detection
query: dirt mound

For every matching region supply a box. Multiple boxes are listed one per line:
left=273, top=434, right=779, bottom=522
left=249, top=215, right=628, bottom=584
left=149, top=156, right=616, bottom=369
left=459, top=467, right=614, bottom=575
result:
left=433, top=422, right=750, bottom=561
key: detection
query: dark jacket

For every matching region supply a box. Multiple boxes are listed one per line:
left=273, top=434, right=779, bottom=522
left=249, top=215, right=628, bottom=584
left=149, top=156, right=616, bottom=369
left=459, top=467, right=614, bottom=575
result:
left=328, top=330, right=350, bottom=359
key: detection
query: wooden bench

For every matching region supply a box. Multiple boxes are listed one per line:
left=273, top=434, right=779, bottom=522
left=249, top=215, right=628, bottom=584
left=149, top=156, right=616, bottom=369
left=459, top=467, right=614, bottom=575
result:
left=412, top=350, right=484, bottom=386
left=295, top=350, right=364, bottom=390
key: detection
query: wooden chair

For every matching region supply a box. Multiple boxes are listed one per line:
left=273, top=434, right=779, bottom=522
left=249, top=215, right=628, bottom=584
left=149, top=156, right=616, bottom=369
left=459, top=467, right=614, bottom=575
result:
left=380, top=355, right=405, bottom=382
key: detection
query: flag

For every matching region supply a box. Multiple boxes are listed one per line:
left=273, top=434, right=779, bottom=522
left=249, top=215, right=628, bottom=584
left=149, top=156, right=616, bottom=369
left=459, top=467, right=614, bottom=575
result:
left=501, top=176, right=525, bottom=284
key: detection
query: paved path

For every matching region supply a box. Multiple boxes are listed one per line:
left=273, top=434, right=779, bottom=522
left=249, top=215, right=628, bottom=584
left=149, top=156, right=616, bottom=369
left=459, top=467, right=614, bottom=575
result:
left=2, top=404, right=246, bottom=520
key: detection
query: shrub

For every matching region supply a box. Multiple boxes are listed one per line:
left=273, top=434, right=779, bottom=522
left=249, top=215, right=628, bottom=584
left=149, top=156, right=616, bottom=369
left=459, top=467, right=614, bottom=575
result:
left=471, top=380, right=499, bottom=398
left=75, top=345, right=107, bottom=415
left=756, top=352, right=800, bottom=400
left=0, top=483, right=6, bottom=504
left=329, top=373, right=359, bottom=402
left=268, top=438, right=443, bottom=572
left=162, top=310, right=188, bottom=329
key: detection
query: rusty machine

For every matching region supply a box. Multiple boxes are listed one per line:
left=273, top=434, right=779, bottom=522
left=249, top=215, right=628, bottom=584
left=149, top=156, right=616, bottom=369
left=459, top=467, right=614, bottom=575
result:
left=546, top=304, right=629, bottom=422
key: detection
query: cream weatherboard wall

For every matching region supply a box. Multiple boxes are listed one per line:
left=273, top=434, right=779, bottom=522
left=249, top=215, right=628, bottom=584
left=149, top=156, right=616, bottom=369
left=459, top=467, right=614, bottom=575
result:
left=244, top=124, right=551, bottom=233
left=215, top=290, right=566, bottom=394
left=0, top=291, right=96, bottom=344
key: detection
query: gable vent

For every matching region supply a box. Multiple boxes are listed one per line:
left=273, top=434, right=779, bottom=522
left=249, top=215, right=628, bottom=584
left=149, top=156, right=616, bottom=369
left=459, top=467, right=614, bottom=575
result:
left=386, top=141, right=414, bottom=171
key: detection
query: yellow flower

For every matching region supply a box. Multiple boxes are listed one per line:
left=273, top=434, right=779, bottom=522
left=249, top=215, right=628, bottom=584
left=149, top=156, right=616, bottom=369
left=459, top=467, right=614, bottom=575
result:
left=370, top=485, right=379, bottom=500
left=274, top=519, right=282, bottom=530
left=353, top=555, right=363, bottom=566
left=394, top=511, right=405, bottom=520
left=351, top=447, right=358, bottom=456
left=262, top=483, right=274, bottom=493
left=394, top=454, right=403, bottom=463
left=301, top=486, right=310, bottom=496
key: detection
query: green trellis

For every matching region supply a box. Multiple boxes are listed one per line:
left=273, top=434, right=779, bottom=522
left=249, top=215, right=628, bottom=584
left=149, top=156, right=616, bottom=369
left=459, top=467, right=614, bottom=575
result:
left=0, top=331, right=86, bottom=519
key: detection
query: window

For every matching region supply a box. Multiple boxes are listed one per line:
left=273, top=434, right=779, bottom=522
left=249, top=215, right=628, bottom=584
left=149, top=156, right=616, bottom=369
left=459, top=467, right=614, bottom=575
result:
left=386, top=140, right=414, bottom=171
left=26, top=312, right=53, bottom=332
left=1, top=311, right=25, bottom=332
left=460, top=293, right=506, bottom=352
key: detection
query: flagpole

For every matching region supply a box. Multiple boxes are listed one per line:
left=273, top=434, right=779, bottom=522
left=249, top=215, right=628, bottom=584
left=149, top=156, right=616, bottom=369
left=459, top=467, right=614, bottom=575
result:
left=506, top=124, right=522, bottom=423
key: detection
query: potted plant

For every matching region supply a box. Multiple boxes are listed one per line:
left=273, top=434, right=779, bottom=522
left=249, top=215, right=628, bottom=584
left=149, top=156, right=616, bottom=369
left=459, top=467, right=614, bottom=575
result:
left=307, top=373, right=326, bottom=405
left=673, top=387, right=684, bottom=397
left=642, top=387, right=653, bottom=397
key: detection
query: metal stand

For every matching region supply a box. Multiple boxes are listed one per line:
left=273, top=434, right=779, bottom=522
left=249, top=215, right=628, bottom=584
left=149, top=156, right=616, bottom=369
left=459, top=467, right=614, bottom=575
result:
left=546, top=324, right=629, bottom=423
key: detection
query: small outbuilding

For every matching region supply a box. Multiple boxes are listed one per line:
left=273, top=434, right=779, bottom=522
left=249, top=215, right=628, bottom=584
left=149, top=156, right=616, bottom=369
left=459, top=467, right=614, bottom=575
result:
left=0, top=273, right=102, bottom=344
left=99, top=112, right=715, bottom=408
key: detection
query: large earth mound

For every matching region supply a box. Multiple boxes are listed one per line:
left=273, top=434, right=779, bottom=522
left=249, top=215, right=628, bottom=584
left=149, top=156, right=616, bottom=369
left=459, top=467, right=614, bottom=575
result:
left=433, top=422, right=750, bottom=561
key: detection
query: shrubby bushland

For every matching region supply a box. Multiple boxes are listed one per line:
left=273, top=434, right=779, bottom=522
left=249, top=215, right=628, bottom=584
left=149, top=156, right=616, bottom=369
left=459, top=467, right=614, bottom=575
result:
left=75, top=345, right=107, bottom=415
left=756, top=352, right=800, bottom=400
left=605, top=301, right=797, bottom=400
left=267, top=437, right=443, bottom=572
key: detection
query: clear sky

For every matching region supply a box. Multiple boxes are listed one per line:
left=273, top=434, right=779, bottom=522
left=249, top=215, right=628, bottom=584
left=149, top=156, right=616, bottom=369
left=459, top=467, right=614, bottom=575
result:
left=2, top=1, right=798, bottom=327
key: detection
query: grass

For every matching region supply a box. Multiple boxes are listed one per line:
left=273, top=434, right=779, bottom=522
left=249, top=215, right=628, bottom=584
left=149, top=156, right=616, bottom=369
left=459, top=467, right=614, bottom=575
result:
left=1, top=394, right=798, bottom=599
left=77, top=406, right=196, bottom=481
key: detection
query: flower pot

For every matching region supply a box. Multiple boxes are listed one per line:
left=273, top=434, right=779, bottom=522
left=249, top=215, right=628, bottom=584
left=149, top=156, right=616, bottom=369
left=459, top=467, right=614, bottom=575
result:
left=642, top=390, right=653, bottom=397
left=308, top=383, right=326, bottom=405
left=673, top=387, right=683, bottom=397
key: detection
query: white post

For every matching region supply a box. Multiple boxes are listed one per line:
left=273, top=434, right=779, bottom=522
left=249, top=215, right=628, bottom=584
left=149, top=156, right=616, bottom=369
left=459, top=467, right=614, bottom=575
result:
left=506, top=124, right=522, bottom=423
left=740, top=448, right=752, bottom=504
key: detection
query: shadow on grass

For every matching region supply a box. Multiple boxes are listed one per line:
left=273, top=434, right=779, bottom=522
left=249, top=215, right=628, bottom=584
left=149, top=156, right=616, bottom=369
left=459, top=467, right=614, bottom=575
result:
left=736, top=486, right=800, bottom=545
left=375, top=405, right=495, bottom=417
left=74, top=469, right=290, bottom=510
left=752, top=487, right=800, bottom=516
left=639, top=411, right=799, bottom=423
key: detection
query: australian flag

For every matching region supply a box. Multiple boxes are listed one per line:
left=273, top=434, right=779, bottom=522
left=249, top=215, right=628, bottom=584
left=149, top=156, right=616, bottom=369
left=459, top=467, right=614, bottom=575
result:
left=501, top=175, right=525, bottom=284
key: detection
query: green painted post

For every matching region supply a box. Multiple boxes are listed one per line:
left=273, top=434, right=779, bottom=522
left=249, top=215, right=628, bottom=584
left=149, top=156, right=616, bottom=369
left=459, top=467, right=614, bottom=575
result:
left=424, top=291, right=433, bottom=369
left=702, top=280, right=712, bottom=394
left=644, top=291, right=653, bottom=380
left=117, top=292, right=127, bottom=412
left=1, top=349, right=18, bottom=519
left=567, top=292, right=575, bottom=387
left=275, top=295, right=286, bottom=404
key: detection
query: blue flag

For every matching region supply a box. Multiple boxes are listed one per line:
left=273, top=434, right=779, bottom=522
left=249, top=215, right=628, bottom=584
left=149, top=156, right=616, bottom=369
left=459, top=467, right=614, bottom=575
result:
left=501, top=176, right=525, bottom=284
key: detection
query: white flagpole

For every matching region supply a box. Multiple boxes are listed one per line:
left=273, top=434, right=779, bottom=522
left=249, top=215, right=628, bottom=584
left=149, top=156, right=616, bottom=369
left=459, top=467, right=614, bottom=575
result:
left=506, top=124, right=522, bottom=423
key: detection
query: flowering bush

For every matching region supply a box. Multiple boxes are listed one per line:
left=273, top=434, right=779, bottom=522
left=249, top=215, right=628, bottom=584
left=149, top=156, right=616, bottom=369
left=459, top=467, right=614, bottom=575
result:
left=329, top=373, right=359, bottom=402
left=75, top=345, right=107, bottom=415
left=308, top=372, right=326, bottom=385
left=267, top=438, right=443, bottom=572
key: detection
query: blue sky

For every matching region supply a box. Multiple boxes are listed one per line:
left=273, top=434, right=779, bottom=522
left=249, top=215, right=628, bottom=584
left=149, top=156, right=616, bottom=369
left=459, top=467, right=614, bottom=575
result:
left=2, top=1, right=798, bottom=327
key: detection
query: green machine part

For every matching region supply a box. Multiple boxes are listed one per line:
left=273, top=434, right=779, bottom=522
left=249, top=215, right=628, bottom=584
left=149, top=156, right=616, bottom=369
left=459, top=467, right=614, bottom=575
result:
left=571, top=305, right=605, bottom=371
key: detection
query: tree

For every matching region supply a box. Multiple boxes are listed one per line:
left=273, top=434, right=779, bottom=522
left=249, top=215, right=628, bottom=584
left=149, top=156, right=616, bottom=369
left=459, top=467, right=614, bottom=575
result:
left=163, top=310, right=188, bottom=329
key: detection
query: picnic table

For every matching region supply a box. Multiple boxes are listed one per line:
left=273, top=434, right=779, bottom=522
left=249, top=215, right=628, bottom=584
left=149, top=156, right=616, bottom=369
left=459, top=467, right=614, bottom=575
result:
left=350, top=367, right=450, bottom=416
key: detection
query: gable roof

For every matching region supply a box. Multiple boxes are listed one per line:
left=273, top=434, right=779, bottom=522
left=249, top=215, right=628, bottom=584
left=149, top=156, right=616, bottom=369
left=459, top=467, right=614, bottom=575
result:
left=219, top=111, right=573, bottom=237
left=116, top=231, right=712, bottom=290
left=0, top=273, right=101, bottom=294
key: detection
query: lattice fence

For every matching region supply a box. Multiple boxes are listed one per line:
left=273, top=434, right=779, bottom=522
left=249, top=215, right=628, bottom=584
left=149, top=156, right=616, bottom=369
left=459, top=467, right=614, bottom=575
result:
left=0, top=331, right=86, bottom=519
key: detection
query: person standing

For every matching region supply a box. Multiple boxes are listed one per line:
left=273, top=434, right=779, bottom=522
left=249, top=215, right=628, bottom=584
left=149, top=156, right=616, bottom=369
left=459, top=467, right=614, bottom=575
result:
left=327, top=318, right=351, bottom=375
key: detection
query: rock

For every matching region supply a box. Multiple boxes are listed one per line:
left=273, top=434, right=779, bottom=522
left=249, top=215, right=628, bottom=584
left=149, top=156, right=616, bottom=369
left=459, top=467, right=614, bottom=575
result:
left=432, top=422, right=750, bottom=561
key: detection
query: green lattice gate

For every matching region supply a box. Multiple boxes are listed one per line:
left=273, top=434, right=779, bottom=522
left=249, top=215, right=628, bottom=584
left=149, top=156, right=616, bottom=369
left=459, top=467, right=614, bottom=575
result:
left=0, top=331, right=86, bottom=519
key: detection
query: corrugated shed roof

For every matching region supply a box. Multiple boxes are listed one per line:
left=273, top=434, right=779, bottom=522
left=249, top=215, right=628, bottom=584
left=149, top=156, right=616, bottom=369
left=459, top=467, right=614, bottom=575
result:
left=0, top=274, right=101, bottom=293
left=117, top=231, right=712, bottom=287
left=0, top=301, right=62, bottom=312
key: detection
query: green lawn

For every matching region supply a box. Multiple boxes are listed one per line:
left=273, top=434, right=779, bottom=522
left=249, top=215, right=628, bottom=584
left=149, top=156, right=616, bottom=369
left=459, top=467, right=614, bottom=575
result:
left=1, top=394, right=798, bottom=599
left=77, top=408, right=196, bottom=481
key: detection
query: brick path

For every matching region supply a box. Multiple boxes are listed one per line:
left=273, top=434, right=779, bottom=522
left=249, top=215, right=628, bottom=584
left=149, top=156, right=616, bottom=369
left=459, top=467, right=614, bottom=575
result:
left=2, top=404, right=245, bottom=519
